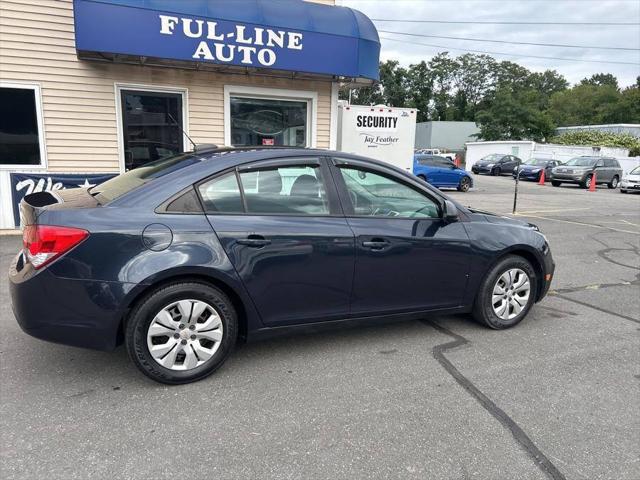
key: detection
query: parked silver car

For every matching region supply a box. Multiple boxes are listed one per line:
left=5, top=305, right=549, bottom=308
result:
left=551, top=157, right=622, bottom=189
left=620, top=165, right=640, bottom=193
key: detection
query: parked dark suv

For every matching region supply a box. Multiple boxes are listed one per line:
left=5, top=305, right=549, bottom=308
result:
left=472, top=154, right=522, bottom=176
left=10, top=148, right=554, bottom=384
left=550, top=156, right=622, bottom=189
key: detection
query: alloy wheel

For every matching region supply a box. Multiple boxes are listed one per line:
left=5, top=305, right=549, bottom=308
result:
left=491, top=268, right=530, bottom=320
left=146, top=299, right=223, bottom=371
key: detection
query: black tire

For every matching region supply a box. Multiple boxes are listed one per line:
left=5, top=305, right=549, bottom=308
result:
left=491, top=167, right=501, bottom=176
left=457, top=176, right=471, bottom=192
left=608, top=176, right=619, bottom=189
left=620, top=189, right=627, bottom=194
left=551, top=181, right=561, bottom=187
left=125, top=281, right=238, bottom=384
left=581, top=174, right=593, bottom=189
left=472, top=255, right=538, bottom=329
left=417, top=174, right=428, bottom=183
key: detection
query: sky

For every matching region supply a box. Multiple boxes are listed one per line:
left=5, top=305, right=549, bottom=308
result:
left=338, top=0, right=640, bottom=87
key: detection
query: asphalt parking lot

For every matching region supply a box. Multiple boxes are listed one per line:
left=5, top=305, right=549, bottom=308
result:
left=1, top=175, right=638, bottom=480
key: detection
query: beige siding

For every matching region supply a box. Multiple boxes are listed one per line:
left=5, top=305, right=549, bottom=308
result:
left=0, top=0, right=333, bottom=173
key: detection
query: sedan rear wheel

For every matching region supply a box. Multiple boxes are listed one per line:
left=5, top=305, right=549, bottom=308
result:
left=473, top=255, right=537, bottom=329
left=126, top=282, right=237, bottom=384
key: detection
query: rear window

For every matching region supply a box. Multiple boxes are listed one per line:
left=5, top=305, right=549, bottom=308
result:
left=604, top=158, right=620, bottom=168
left=91, top=152, right=206, bottom=203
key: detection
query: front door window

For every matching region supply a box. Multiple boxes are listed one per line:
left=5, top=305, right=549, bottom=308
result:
left=120, top=90, right=184, bottom=170
left=230, top=97, right=307, bottom=147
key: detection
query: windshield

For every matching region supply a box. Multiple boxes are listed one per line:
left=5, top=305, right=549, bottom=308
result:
left=90, top=152, right=206, bottom=203
left=525, top=159, right=549, bottom=166
left=630, top=166, right=640, bottom=175
left=481, top=154, right=502, bottom=162
left=564, top=157, right=598, bottom=167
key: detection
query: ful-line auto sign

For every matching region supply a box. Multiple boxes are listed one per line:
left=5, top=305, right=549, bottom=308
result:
left=72, top=0, right=379, bottom=79
left=158, top=16, right=303, bottom=67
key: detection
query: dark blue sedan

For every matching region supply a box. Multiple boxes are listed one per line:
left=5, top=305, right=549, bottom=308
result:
left=413, top=154, right=473, bottom=192
left=513, top=158, right=561, bottom=181
left=10, top=147, right=554, bottom=384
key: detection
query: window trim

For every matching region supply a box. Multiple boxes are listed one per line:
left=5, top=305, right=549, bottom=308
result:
left=0, top=82, right=47, bottom=170
left=224, top=85, right=318, bottom=149
left=114, top=83, right=189, bottom=174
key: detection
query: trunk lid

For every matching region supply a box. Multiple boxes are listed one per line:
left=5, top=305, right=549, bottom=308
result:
left=19, top=188, right=100, bottom=227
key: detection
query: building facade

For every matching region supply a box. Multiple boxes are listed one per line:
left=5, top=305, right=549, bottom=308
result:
left=0, top=0, right=380, bottom=228
left=415, top=121, right=480, bottom=152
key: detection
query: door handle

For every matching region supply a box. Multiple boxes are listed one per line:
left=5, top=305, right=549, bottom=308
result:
left=237, top=235, right=271, bottom=248
left=362, top=238, right=390, bottom=250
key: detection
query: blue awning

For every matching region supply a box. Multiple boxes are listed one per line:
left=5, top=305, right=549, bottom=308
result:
left=73, top=0, right=380, bottom=82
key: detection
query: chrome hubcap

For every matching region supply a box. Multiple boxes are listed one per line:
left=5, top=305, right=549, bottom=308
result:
left=146, top=299, right=223, bottom=371
left=492, top=268, right=530, bottom=320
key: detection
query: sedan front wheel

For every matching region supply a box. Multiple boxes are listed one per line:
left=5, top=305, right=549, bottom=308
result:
left=473, top=255, right=537, bottom=329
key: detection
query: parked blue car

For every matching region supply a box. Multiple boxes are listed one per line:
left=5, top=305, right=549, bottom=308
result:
left=413, top=154, right=473, bottom=192
left=10, top=147, right=553, bottom=384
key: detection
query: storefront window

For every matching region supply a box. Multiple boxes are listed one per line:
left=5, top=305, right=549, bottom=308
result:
left=230, top=97, right=307, bottom=147
left=120, top=90, right=184, bottom=170
left=0, top=86, right=43, bottom=166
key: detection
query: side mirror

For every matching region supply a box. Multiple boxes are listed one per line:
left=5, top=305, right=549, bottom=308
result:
left=443, top=199, right=459, bottom=222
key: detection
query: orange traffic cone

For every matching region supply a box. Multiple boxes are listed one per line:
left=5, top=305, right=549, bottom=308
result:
left=538, top=169, right=545, bottom=185
left=588, top=172, right=597, bottom=192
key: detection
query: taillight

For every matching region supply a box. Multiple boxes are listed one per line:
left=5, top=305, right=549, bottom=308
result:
left=22, top=225, right=89, bottom=269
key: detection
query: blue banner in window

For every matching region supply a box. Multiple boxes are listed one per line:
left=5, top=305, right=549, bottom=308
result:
left=9, top=172, right=117, bottom=227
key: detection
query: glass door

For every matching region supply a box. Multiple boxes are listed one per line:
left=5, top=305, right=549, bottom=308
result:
left=120, top=90, right=184, bottom=170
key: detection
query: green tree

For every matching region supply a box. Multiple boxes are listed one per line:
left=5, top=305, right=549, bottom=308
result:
left=475, top=87, right=555, bottom=141
left=548, top=83, right=622, bottom=126
left=580, top=73, right=619, bottom=89
left=406, top=61, right=433, bottom=122
left=450, top=54, right=496, bottom=121
left=427, top=53, right=457, bottom=120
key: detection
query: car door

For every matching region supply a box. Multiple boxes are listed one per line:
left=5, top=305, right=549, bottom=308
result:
left=594, top=158, right=609, bottom=182
left=603, top=158, right=617, bottom=182
left=199, top=157, right=355, bottom=326
left=330, top=158, right=473, bottom=315
left=503, top=156, right=516, bottom=173
left=430, top=156, right=451, bottom=184
left=545, top=161, right=556, bottom=177
left=439, top=158, right=460, bottom=186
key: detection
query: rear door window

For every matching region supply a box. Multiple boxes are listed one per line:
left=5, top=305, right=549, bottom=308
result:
left=198, top=172, right=244, bottom=213
left=239, top=165, right=329, bottom=215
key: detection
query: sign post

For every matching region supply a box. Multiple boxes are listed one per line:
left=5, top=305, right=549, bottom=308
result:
left=512, top=166, right=520, bottom=214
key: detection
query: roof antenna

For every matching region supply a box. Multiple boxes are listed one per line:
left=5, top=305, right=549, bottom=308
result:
left=167, top=113, right=197, bottom=151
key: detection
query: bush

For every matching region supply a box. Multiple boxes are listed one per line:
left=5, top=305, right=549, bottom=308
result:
left=548, top=130, right=640, bottom=156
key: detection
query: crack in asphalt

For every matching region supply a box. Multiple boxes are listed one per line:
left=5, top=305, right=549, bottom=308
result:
left=422, top=320, right=567, bottom=480
left=549, top=277, right=640, bottom=295
left=553, top=294, right=640, bottom=325
left=552, top=232, right=640, bottom=325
